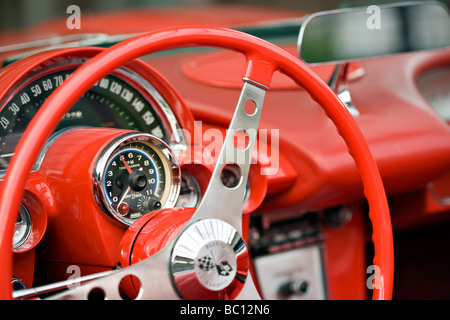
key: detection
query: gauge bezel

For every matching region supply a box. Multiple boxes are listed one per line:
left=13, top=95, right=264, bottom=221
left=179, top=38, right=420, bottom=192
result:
left=93, top=132, right=181, bottom=226
left=13, top=203, right=32, bottom=249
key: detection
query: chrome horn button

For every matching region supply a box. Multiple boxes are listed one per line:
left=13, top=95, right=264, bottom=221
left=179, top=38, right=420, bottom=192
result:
left=195, top=239, right=237, bottom=291
left=171, top=219, right=248, bottom=299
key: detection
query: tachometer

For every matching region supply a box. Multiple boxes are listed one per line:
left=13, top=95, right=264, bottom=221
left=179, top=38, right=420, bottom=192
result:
left=94, top=132, right=180, bottom=226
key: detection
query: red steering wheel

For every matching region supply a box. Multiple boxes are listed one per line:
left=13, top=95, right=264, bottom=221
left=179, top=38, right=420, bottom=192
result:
left=0, top=27, right=393, bottom=300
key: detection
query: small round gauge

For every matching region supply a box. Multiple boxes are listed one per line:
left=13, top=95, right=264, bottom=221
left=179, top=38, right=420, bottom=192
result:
left=13, top=204, right=32, bottom=249
left=94, top=132, right=180, bottom=226
left=176, top=172, right=202, bottom=208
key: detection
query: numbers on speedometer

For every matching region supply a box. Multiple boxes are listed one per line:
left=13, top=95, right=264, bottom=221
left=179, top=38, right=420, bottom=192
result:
left=0, top=62, right=172, bottom=174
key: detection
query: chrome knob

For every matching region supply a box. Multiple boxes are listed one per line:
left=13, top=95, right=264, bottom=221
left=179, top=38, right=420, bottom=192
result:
left=279, top=278, right=309, bottom=296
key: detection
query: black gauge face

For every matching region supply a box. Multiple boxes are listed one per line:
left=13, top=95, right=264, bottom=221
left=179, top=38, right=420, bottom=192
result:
left=0, top=65, right=170, bottom=173
left=95, top=133, right=180, bottom=226
left=105, top=142, right=166, bottom=220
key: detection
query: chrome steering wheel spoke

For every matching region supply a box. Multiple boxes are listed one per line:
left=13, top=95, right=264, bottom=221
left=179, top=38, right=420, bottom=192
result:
left=189, top=81, right=266, bottom=231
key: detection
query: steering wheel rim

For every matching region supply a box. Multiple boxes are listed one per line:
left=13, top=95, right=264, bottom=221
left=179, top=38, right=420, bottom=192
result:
left=0, top=26, right=393, bottom=300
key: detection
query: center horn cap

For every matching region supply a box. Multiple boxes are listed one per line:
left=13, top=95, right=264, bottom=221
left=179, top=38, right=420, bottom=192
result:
left=171, top=219, right=248, bottom=299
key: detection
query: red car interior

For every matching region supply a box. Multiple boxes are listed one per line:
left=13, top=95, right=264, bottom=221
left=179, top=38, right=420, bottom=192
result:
left=0, top=3, right=449, bottom=301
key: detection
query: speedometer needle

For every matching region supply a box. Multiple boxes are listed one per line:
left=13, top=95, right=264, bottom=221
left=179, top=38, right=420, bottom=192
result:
left=119, top=154, right=133, bottom=174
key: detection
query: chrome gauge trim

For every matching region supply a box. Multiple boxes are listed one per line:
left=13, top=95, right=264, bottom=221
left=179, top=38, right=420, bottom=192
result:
left=13, top=203, right=32, bottom=249
left=93, top=132, right=181, bottom=226
left=33, top=126, right=82, bottom=172
left=176, top=172, right=202, bottom=208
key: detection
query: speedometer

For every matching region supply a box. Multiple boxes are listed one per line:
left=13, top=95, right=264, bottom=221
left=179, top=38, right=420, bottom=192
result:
left=0, top=50, right=184, bottom=174
left=94, top=132, right=180, bottom=226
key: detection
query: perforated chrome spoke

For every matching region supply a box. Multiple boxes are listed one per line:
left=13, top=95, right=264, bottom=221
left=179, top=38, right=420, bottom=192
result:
left=188, top=81, right=266, bottom=232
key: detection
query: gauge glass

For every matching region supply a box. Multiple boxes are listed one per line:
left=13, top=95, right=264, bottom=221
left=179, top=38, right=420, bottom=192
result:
left=13, top=204, right=32, bottom=249
left=95, top=133, right=180, bottom=226
left=176, top=172, right=202, bottom=208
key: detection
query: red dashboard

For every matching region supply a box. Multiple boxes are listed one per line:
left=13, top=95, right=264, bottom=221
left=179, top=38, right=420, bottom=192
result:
left=0, top=3, right=449, bottom=301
